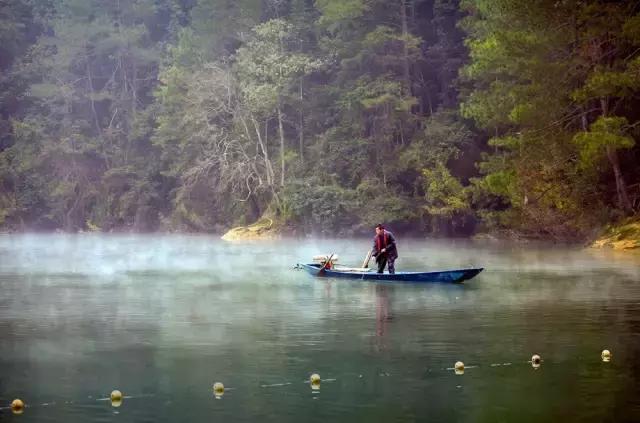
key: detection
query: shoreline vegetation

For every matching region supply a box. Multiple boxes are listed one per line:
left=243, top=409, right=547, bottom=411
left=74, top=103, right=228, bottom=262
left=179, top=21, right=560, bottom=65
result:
left=1, top=1, right=639, bottom=246
left=1, top=217, right=639, bottom=251
left=220, top=217, right=640, bottom=251
left=222, top=217, right=640, bottom=251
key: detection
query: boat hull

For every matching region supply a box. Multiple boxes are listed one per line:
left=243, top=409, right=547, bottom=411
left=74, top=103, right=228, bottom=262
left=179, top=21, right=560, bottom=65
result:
left=298, top=263, right=483, bottom=283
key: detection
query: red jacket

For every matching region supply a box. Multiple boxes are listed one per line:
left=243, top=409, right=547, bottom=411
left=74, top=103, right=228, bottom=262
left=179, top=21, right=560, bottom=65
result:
left=372, top=230, right=398, bottom=258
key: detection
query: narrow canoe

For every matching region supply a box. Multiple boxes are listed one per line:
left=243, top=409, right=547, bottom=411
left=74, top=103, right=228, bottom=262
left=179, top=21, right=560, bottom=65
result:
left=298, top=263, right=483, bottom=283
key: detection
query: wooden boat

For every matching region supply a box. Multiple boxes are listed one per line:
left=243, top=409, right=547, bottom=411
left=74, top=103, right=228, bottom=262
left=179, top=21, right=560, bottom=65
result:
left=298, top=263, right=483, bottom=283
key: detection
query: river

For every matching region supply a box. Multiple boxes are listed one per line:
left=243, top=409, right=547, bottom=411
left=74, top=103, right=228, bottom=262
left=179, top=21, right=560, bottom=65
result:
left=1, top=234, right=639, bottom=422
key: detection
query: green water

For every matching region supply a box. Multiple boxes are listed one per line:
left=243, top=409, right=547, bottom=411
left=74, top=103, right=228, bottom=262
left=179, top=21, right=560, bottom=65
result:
left=0, top=234, right=639, bottom=422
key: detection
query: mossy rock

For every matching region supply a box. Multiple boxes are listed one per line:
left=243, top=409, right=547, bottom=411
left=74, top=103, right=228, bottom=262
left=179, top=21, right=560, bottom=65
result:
left=221, top=218, right=281, bottom=241
left=591, top=218, right=640, bottom=250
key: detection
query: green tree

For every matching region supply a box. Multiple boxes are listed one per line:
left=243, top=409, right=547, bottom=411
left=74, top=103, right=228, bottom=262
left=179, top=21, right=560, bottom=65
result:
left=235, top=19, right=321, bottom=188
left=460, top=0, right=640, bottom=237
left=4, top=0, right=173, bottom=230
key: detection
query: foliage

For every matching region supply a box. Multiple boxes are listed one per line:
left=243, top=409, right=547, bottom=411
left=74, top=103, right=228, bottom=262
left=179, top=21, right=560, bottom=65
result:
left=422, top=162, right=468, bottom=217
left=280, top=180, right=358, bottom=233
left=460, top=0, right=640, bottom=238
left=573, top=117, right=635, bottom=169
left=1, top=0, right=638, bottom=239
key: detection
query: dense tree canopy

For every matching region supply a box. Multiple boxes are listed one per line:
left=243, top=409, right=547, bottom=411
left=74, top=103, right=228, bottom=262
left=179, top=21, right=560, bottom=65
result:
left=1, top=0, right=638, bottom=238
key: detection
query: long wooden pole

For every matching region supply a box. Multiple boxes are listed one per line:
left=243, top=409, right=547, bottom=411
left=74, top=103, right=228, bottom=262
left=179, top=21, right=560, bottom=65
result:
left=361, top=250, right=373, bottom=268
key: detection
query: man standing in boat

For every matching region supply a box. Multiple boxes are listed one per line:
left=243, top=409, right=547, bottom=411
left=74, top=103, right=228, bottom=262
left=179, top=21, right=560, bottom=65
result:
left=372, top=224, right=398, bottom=274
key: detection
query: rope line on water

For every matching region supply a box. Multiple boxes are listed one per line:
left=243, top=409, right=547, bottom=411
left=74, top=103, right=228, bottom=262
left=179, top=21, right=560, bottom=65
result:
left=1, top=351, right=614, bottom=414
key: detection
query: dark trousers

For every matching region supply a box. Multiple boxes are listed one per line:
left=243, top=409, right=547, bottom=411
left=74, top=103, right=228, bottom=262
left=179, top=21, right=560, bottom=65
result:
left=376, top=253, right=396, bottom=274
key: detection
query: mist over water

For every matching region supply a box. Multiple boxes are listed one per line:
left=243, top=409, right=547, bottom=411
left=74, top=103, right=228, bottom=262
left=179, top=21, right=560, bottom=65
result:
left=1, top=234, right=639, bottom=422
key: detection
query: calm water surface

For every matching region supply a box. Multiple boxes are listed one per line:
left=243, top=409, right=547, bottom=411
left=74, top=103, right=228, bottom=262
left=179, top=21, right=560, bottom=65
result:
left=1, top=234, right=639, bottom=422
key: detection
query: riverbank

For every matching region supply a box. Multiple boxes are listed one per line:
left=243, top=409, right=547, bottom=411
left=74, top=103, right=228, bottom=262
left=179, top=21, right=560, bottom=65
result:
left=4, top=216, right=639, bottom=251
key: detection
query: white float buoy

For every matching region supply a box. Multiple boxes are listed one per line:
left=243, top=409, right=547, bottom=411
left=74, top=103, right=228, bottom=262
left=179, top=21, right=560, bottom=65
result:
left=531, top=354, right=542, bottom=369
left=601, top=349, right=611, bottom=362
left=310, top=373, right=321, bottom=390
left=213, top=382, right=225, bottom=398
left=110, top=390, right=123, bottom=407
left=11, top=399, right=25, bottom=415
left=454, top=361, right=464, bottom=375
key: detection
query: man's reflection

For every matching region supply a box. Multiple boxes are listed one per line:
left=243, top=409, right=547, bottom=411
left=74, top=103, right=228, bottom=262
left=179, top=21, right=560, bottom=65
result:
left=375, top=285, right=393, bottom=351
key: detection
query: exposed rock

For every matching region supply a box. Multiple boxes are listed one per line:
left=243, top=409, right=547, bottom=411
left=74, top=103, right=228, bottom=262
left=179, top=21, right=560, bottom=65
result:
left=221, top=218, right=281, bottom=241
left=591, top=218, right=640, bottom=250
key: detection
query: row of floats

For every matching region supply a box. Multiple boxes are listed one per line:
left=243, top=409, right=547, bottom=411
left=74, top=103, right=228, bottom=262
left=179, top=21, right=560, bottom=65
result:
left=6, top=350, right=613, bottom=415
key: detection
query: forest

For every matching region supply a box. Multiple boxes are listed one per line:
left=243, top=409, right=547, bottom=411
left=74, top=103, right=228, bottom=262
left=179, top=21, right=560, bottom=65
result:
left=1, top=0, right=639, bottom=239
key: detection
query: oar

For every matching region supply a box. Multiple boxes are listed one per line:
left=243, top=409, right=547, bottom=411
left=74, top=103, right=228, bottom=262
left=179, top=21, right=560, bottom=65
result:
left=318, top=253, right=335, bottom=275
left=361, top=250, right=373, bottom=268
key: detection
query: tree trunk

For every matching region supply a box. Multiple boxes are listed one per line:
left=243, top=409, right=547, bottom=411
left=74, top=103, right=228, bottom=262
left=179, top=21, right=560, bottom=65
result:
left=400, top=0, right=411, bottom=96
left=606, top=146, right=633, bottom=213
left=601, top=98, right=632, bottom=213
left=249, top=116, right=274, bottom=186
left=299, top=78, right=304, bottom=164
left=86, top=57, right=110, bottom=169
left=277, top=105, right=285, bottom=186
